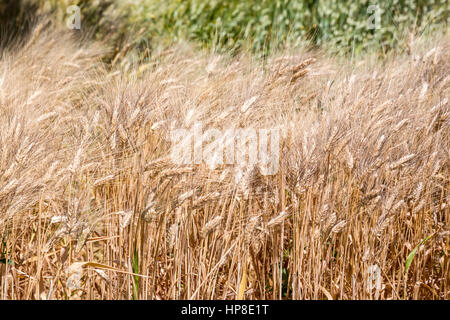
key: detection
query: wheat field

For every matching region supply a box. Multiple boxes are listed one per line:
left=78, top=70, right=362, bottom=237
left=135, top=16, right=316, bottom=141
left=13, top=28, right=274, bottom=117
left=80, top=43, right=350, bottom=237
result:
left=0, top=21, right=448, bottom=300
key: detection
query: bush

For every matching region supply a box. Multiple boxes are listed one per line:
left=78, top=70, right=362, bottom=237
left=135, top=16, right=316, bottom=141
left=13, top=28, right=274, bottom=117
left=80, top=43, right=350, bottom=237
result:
left=34, top=0, right=449, bottom=58
left=121, top=0, right=448, bottom=55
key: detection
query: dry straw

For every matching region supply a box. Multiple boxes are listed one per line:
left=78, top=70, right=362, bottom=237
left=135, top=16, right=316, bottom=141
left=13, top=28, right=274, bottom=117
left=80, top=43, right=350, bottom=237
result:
left=0, top=22, right=448, bottom=300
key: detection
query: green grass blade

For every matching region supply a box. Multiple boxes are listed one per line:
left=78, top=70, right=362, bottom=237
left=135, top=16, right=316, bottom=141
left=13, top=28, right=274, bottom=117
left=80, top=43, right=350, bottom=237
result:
left=404, top=234, right=433, bottom=275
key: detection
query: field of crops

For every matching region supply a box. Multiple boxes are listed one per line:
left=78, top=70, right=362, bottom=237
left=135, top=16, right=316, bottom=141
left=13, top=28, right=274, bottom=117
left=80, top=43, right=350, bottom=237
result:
left=0, top=1, right=448, bottom=300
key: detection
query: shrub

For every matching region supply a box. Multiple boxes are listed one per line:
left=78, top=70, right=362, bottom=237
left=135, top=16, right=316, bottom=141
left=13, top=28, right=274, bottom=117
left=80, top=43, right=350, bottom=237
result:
left=119, top=0, right=448, bottom=55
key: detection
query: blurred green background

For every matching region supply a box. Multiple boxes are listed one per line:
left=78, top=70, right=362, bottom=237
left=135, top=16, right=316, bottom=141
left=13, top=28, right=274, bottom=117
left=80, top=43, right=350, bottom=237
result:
left=2, top=0, right=449, bottom=59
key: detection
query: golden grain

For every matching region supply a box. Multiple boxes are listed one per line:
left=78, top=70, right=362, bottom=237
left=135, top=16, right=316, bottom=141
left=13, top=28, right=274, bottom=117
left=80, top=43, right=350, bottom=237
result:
left=0, top=23, right=448, bottom=300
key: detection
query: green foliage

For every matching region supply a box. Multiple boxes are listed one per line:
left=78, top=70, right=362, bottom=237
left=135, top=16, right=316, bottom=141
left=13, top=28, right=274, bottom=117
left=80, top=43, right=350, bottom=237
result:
left=405, top=234, right=433, bottom=275
left=36, top=0, right=448, bottom=57
left=122, top=0, right=448, bottom=55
